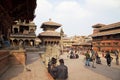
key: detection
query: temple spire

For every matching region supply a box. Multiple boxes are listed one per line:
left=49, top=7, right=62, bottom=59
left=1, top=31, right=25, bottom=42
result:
left=49, top=18, right=52, bottom=21
left=60, top=28, right=64, bottom=37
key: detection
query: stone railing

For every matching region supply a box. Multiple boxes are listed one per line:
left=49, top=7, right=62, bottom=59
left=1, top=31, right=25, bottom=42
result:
left=10, top=33, right=36, bottom=38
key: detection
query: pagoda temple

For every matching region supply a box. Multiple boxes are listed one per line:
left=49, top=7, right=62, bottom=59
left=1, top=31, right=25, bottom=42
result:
left=38, top=19, right=62, bottom=65
left=38, top=19, right=62, bottom=46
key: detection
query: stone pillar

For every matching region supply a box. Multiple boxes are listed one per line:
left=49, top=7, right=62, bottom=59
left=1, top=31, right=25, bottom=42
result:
left=11, top=40, right=14, bottom=47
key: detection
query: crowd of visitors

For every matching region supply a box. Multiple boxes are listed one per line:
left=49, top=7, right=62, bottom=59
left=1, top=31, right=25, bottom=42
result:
left=68, top=50, right=79, bottom=59
left=47, top=48, right=119, bottom=79
left=84, top=49, right=119, bottom=67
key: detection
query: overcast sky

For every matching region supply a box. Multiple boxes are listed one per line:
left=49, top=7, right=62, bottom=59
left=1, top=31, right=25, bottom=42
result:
left=33, top=0, right=120, bottom=36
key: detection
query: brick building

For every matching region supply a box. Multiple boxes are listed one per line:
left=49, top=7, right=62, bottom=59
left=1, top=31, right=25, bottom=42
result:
left=91, top=22, right=120, bottom=52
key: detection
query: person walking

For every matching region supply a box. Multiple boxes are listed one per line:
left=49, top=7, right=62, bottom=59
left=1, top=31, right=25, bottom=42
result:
left=95, top=51, right=101, bottom=64
left=105, top=51, right=112, bottom=66
left=102, top=51, right=105, bottom=57
left=114, top=50, right=119, bottom=65
left=85, top=50, right=90, bottom=66
left=90, top=49, right=96, bottom=68
left=56, top=59, right=68, bottom=80
left=91, top=52, right=96, bottom=68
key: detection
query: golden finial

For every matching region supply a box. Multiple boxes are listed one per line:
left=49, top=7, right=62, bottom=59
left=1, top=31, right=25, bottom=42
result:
left=49, top=18, right=52, bottom=21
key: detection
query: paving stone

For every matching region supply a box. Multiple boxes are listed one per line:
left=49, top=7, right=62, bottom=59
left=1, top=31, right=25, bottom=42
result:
left=0, top=52, right=120, bottom=80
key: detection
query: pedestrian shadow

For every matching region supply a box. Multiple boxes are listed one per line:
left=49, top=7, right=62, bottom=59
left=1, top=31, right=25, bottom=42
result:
left=0, top=65, right=24, bottom=80
left=0, top=51, right=26, bottom=80
left=0, top=53, right=40, bottom=80
left=84, top=62, right=120, bottom=80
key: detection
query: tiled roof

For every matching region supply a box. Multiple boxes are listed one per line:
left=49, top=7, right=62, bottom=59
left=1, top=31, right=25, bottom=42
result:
left=39, top=31, right=60, bottom=37
left=92, top=23, right=106, bottom=28
left=41, top=20, right=62, bottom=28
left=35, top=38, right=41, bottom=42
left=99, top=22, right=120, bottom=30
left=91, top=29, right=120, bottom=37
left=15, top=21, right=36, bottom=27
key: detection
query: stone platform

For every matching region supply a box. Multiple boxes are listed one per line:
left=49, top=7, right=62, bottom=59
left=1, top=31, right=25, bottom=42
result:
left=0, top=52, right=53, bottom=80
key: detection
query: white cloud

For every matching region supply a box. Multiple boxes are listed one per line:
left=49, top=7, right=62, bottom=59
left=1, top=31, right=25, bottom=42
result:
left=86, top=0, right=120, bottom=7
left=34, top=0, right=120, bottom=36
left=55, top=1, right=89, bottom=19
left=85, top=0, right=120, bottom=13
left=34, top=0, right=55, bottom=21
left=84, top=0, right=120, bottom=23
left=34, top=0, right=53, bottom=35
left=34, top=0, right=91, bottom=36
left=35, top=0, right=53, bottom=14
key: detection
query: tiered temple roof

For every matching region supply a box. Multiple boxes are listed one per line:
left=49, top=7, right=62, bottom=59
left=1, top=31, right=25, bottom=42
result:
left=40, top=31, right=60, bottom=37
left=99, top=22, right=120, bottom=30
left=39, top=19, right=62, bottom=37
left=41, top=20, right=62, bottom=28
left=91, top=22, right=120, bottom=37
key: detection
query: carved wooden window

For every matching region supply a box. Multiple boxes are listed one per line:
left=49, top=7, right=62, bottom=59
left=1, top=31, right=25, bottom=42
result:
left=114, top=42, right=119, bottom=46
left=102, top=43, right=105, bottom=46
left=14, top=28, right=18, bottom=34
left=107, top=42, right=111, bottom=46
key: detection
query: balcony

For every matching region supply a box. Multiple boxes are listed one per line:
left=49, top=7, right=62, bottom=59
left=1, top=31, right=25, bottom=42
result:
left=10, top=33, right=36, bottom=38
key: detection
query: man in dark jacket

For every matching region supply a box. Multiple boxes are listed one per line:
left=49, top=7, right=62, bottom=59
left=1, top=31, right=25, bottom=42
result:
left=105, top=51, right=112, bottom=66
left=56, top=59, right=68, bottom=80
left=48, top=57, right=57, bottom=79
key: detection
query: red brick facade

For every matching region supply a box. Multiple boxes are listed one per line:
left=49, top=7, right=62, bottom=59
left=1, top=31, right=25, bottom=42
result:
left=91, top=22, right=120, bottom=52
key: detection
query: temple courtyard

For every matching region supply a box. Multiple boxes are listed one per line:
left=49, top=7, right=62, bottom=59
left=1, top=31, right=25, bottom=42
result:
left=0, top=52, right=120, bottom=80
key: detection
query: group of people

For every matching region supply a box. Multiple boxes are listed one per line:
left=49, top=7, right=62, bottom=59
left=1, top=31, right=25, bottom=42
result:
left=68, top=50, right=79, bottom=59
left=84, top=49, right=99, bottom=68
left=84, top=49, right=119, bottom=68
left=48, top=57, right=68, bottom=80
left=102, top=50, right=119, bottom=66
left=69, top=50, right=79, bottom=59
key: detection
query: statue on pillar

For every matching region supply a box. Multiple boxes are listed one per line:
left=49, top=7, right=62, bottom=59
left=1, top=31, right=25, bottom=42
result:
left=60, top=28, right=64, bottom=55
